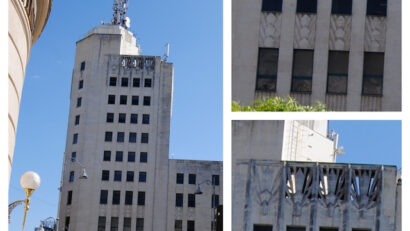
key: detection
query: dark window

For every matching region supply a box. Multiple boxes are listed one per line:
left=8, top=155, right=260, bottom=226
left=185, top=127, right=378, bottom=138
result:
left=143, top=96, right=151, bottom=106
left=125, top=191, right=133, bottom=205
left=332, top=0, right=352, bottom=15
left=132, top=96, right=139, bottom=105
left=121, top=77, right=129, bottom=87
left=141, top=133, right=149, bottom=143
left=254, top=225, right=273, bottom=231
left=112, top=191, right=120, bottom=204
left=98, top=217, right=106, bottom=231
left=76, top=97, right=82, bottom=107
left=67, top=190, right=72, bottom=205
left=176, top=173, right=184, bottom=184
left=123, top=217, right=131, bottom=231
left=352, top=229, right=371, bottom=231
left=106, top=113, right=114, bottom=123
left=212, top=194, right=220, bottom=208
left=140, top=152, right=148, bottom=163
left=100, top=190, right=108, bottom=204
left=80, top=61, right=85, bottom=71
left=187, top=220, right=195, bottom=231
left=74, top=115, right=80, bottom=125
left=130, top=114, right=138, bottom=124
left=126, top=171, right=134, bottom=182
left=73, top=133, right=78, bottom=144
left=108, top=95, right=116, bottom=104
left=109, top=77, right=117, bottom=86
left=133, top=78, right=140, bottom=87
left=144, top=78, right=152, bottom=87
left=102, top=170, right=109, bottom=181
left=287, top=227, right=306, bottom=231
left=129, top=132, right=137, bottom=143
left=111, top=217, right=119, bottom=231
left=105, top=132, right=113, bottom=142
left=296, top=0, right=317, bottom=13
left=262, top=0, right=282, bottom=12
left=319, top=228, right=339, bottom=231
left=291, top=50, right=314, bottom=93
left=118, top=113, right=126, bottom=123
left=103, top=151, right=111, bottom=161
left=142, top=114, right=150, bottom=124
left=327, top=51, right=349, bottom=94
left=128, top=152, right=136, bottom=162
left=115, top=151, right=123, bottom=162
left=139, top=172, right=147, bottom=182
left=117, top=132, right=125, bottom=142
left=362, top=52, right=384, bottom=95
left=114, top=171, right=122, bottom=181
left=367, top=0, right=387, bottom=16
left=120, top=95, right=127, bottom=105
left=78, top=80, right=83, bottom=89
left=136, top=218, right=144, bottom=231
left=71, top=152, right=76, bottom=162
left=256, top=48, right=278, bottom=91
left=189, top=174, right=196, bottom=185
left=212, top=175, right=220, bottom=185
left=64, top=217, right=70, bottom=231
left=137, top=191, right=145, bottom=205
left=188, top=194, right=195, bottom=207
left=175, top=220, right=183, bottom=231
left=176, top=193, right=183, bottom=207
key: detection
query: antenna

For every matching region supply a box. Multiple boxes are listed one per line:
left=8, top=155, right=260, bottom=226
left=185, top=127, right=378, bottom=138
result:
left=163, top=43, right=170, bottom=61
left=112, top=0, right=130, bottom=29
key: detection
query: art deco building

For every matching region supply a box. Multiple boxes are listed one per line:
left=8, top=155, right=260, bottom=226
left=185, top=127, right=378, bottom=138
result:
left=57, top=4, right=222, bottom=231
left=232, top=121, right=401, bottom=231
left=232, top=0, right=401, bottom=111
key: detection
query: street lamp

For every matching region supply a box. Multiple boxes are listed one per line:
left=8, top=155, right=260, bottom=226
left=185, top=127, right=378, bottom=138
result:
left=9, top=171, right=41, bottom=231
left=195, top=179, right=217, bottom=231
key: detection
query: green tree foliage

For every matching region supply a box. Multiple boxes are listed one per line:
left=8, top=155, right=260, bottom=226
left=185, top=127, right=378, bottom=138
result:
left=232, top=96, right=327, bottom=112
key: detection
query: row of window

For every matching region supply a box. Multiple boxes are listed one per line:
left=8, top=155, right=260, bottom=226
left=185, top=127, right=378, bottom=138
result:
left=109, top=76, right=152, bottom=88
left=104, top=131, right=149, bottom=143
left=256, top=49, right=384, bottom=95
left=99, top=190, right=145, bottom=205
left=262, top=0, right=387, bottom=16
left=97, top=217, right=145, bottom=231
left=100, top=170, right=147, bottom=183
left=107, top=95, right=151, bottom=106
left=254, top=225, right=370, bottom=231
left=175, top=193, right=220, bottom=208
left=176, top=173, right=220, bottom=185
left=103, top=151, right=148, bottom=163
left=106, top=113, right=150, bottom=124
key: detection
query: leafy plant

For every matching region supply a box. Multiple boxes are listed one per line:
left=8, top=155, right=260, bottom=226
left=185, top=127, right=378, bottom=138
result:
left=232, top=96, right=327, bottom=112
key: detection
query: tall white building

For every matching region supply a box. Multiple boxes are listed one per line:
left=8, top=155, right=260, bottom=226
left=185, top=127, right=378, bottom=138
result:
left=57, top=5, right=222, bottom=231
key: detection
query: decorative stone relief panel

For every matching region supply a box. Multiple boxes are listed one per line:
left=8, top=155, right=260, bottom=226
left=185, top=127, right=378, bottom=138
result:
left=318, top=166, right=346, bottom=216
left=294, top=14, right=316, bottom=49
left=259, top=12, right=282, bottom=48
left=350, top=168, right=381, bottom=217
left=364, top=16, right=386, bottom=52
left=285, top=165, right=315, bottom=216
left=329, top=15, right=352, bottom=50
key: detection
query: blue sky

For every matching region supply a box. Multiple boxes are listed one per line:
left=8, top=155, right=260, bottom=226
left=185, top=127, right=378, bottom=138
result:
left=8, top=0, right=222, bottom=230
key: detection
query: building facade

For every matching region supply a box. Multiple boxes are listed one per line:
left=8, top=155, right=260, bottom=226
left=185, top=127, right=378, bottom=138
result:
left=232, top=0, right=401, bottom=111
left=57, top=14, right=222, bottom=231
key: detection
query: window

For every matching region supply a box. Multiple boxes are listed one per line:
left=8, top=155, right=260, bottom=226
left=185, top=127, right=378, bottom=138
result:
left=130, top=114, right=138, bottom=124
left=143, top=96, right=151, bottom=106
left=262, top=0, right=282, bottom=12
left=175, top=220, right=183, bottom=231
left=144, top=78, right=152, bottom=87
left=367, top=0, right=387, bottom=16
left=296, top=0, right=317, bottom=13
left=141, top=133, right=149, bottom=143
left=139, top=172, right=147, bottom=182
left=71, top=152, right=76, bottom=162
left=136, top=218, right=144, bottom=231
left=105, top=132, right=113, bottom=142
left=212, top=194, right=220, bottom=208
left=352, top=229, right=371, bottom=231
left=187, top=220, right=195, bottom=231
left=112, top=191, right=120, bottom=204
left=254, top=225, right=273, bottom=231
left=100, top=190, right=108, bottom=204
left=188, top=194, right=195, bottom=207
left=126, top=171, right=134, bottom=182
left=256, top=48, right=278, bottom=91
left=128, top=152, right=136, bottom=162
left=103, top=151, right=111, bottom=161
left=80, top=61, right=85, bottom=71
left=98, top=217, right=106, bottom=231
left=64, top=217, right=70, bottom=231
left=176, top=193, right=183, bottom=207
left=114, top=171, right=122, bottom=181
left=189, top=174, right=196, bottom=185
left=115, top=151, right=123, bottom=162
left=142, top=114, right=150, bottom=124
left=132, top=96, right=139, bottom=105
left=69, top=171, right=74, bottom=182
left=125, top=191, right=133, bottom=205
left=212, top=175, right=220, bottom=185
left=331, top=0, right=352, bottom=15
left=74, top=115, right=80, bottom=125
left=108, top=95, right=116, bottom=104
left=102, top=170, right=109, bottom=181
left=362, top=52, right=384, bottom=95
left=327, top=51, right=349, bottom=94
left=73, top=133, right=78, bottom=144
left=109, top=77, right=117, bottom=86
left=291, top=50, right=314, bottom=93
left=319, top=228, right=338, bottom=231
left=140, top=152, right=148, bottom=163
left=76, top=97, right=82, bottom=107
left=106, top=113, right=114, bottom=123
left=118, top=113, right=126, bottom=123
left=123, top=217, right=131, bottom=231
left=287, top=227, right=306, bottom=231
left=67, top=190, right=72, bottom=205
left=120, top=95, right=127, bottom=105
left=133, top=78, right=140, bottom=87
left=121, top=77, right=129, bottom=87
left=117, top=132, right=125, bottom=142
left=176, top=173, right=184, bottom=184
left=78, top=80, right=83, bottom=89
left=111, top=217, right=119, bottom=231
left=129, top=132, right=137, bottom=143
left=137, top=191, right=145, bottom=205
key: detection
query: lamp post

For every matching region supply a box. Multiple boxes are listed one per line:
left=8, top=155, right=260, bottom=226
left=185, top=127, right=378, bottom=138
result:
left=194, top=179, right=217, bottom=231
left=9, top=171, right=41, bottom=231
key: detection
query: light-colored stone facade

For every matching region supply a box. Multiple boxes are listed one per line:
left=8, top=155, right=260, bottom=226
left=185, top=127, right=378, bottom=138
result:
left=232, top=0, right=401, bottom=111
left=8, top=0, right=52, bottom=180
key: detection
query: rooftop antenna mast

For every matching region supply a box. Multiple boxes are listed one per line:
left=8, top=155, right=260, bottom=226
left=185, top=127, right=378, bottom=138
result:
left=112, top=0, right=130, bottom=29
